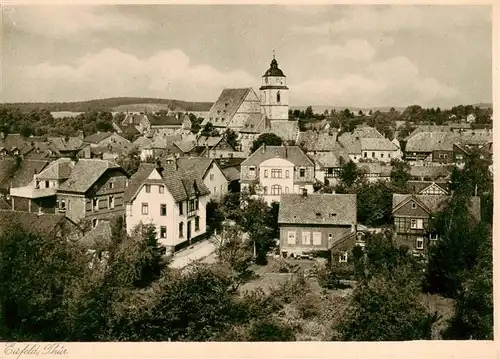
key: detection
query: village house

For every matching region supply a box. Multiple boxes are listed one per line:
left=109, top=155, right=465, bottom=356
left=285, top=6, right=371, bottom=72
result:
left=9, top=158, right=74, bottom=214
left=138, top=134, right=182, bottom=161
left=277, top=192, right=357, bottom=258
left=48, top=135, right=91, bottom=159
left=124, top=162, right=210, bottom=253
left=392, top=194, right=481, bottom=255
left=0, top=159, right=49, bottom=197
left=173, top=156, right=229, bottom=200
left=0, top=209, right=82, bottom=242
left=240, top=145, right=316, bottom=204
left=56, top=159, right=129, bottom=226
left=216, top=157, right=245, bottom=193
left=358, top=162, right=393, bottom=183
left=83, top=132, right=131, bottom=149
left=407, top=181, right=449, bottom=196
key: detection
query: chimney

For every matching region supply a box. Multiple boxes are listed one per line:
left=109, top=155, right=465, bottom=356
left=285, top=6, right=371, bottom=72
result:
left=302, top=188, right=308, bottom=197
left=175, top=158, right=179, bottom=171
left=262, top=143, right=266, bottom=153
left=284, top=144, right=288, bottom=158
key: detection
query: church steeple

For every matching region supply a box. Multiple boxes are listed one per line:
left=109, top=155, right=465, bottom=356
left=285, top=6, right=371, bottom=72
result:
left=260, top=53, right=289, bottom=121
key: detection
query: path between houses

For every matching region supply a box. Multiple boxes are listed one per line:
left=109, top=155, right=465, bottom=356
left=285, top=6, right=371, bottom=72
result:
left=168, top=239, right=216, bottom=269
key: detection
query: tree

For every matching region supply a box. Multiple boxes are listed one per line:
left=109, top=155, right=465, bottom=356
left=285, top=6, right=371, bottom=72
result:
left=116, top=148, right=141, bottom=175
left=356, top=181, right=393, bottom=226
left=189, top=113, right=202, bottom=134
left=224, top=128, right=239, bottom=150
left=200, top=122, right=218, bottom=137
left=305, top=106, right=314, bottom=118
left=338, top=232, right=437, bottom=341
left=250, top=133, right=283, bottom=153
left=337, top=161, right=363, bottom=189
left=390, top=159, right=411, bottom=193
left=442, top=226, right=492, bottom=339
left=0, top=223, right=89, bottom=340
left=338, top=265, right=438, bottom=341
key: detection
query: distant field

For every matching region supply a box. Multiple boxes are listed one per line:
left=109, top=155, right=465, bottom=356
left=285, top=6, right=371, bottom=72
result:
left=51, top=111, right=84, bottom=118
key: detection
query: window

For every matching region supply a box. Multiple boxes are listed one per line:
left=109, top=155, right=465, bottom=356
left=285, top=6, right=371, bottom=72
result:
left=372, top=152, right=375, bottom=158
left=109, top=182, right=114, bottom=189
left=302, top=232, right=311, bottom=245
left=313, top=232, right=322, bottom=245
left=92, top=218, right=98, bottom=228
left=299, top=168, right=306, bottom=177
left=214, top=186, right=217, bottom=194
left=264, top=170, right=268, bottom=178
left=93, top=198, right=99, bottom=212
left=179, top=202, right=184, bottom=215
left=108, top=195, right=114, bottom=209
left=249, top=166, right=255, bottom=173
left=277, top=91, right=281, bottom=103
left=271, top=184, right=282, bottom=195
left=388, top=154, right=391, bottom=158
left=195, top=216, right=200, bottom=231
left=45, top=180, right=50, bottom=188
left=145, top=184, right=151, bottom=193
left=364, top=152, right=367, bottom=158
left=159, top=185, right=164, bottom=194
left=416, top=237, right=424, bottom=250
left=285, top=170, right=290, bottom=178
left=271, top=169, right=282, bottom=178
left=160, top=226, right=167, bottom=239
left=160, top=204, right=167, bottom=216
left=412, top=203, right=417, bottom=209
left=179, top=222, right=184, bottom=238
left=410, top=218, right=423, bottom=229
left=429, top=233, right=439, bottom=241
left=141, top=203, right=149, bottom=215
left=339, top=251, right=348, bottom=263
left=381, top=153, right=384, bottom=158
left=287, top=231, right=296, bottom=245
left=59, top=199, right=66, bottom=210
left=328, top=233, right=333, bottom=242
left=210, top=173, right=214, bottom=181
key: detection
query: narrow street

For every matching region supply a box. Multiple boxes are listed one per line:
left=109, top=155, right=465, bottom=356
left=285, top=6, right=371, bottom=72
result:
left=168, top=239, right=216, bottom=269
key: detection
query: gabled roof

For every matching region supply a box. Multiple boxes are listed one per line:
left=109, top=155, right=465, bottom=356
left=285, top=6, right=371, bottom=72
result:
left=337, top=133, right=362, bottom=154
left=196, top=136, right=224, bottom=148
left=146, top=114, right=183, bottom=127
left=173, top=140, right=197, bottom=153
left=206, top=88, right=252, bottom=126
left=392, top=194, right=481, bottom=221
left=58, top=159, right=124, bottom=193
left=0, top=159, right=16, bottom=190
left=278, top=193, right=357, bottom=225
left=360, top=137, right=398, bottom=151
left=352, top=126, right=385, bottom=139
left=409, top=165, right=452, bottom=180
left=11, top=160, right=50, bottom=187
left=124, top=163, right=210, bottom=204
left=83, top=132, right=113, bottom=144
left=0, top=134, right=31, bottom=152
left=241, top=113, right=266, bottom=133
left=133, top=136, right=153, bottom=148
left=222, top=167, right=240, bottom=182
left=265, top=121, right=299, bottom=142
left=419, top=182, right=449, bottom=195
left=78, top=219, right=112, bottom=250
left=358, top=162, right=393, bottom=177
left=123, top=163, right=157, bottom=204
left=241, top=145, right=314, bottom=168
left=37, top=158, right=74, bottom=181
left=407, top=180, right=449, bottom=194
left=392, top=194, right=448, bottom=214
left=0, top=209, right=79, bottom=236
left=310, top=151, right=344, bottom=168
left=174, top=156, right=216, bottom=179
left=297, top=131, right=337, bottom=152
left=406, top=131, right=457, bottom=152
left=48, top=136, right=85, bottom=151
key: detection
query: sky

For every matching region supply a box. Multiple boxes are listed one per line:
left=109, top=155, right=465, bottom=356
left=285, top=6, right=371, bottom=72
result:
left=0, top=4, right=492, bottom=108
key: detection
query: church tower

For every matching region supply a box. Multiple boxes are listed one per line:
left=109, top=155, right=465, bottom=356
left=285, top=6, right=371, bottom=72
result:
left=260, top=53, right=289, bottom=121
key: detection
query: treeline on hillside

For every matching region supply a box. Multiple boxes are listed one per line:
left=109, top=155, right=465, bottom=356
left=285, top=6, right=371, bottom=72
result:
left=0, top=108, right=115, bottom=137
left=1, top=97, right=213, bottom=113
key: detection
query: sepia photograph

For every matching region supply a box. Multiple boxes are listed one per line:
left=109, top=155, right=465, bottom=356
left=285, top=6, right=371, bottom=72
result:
left=0, top=3, right=494, bottom=346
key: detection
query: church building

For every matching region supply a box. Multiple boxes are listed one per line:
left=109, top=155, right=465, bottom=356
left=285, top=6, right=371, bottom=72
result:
left=202, top=55, right=299, bottom=154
